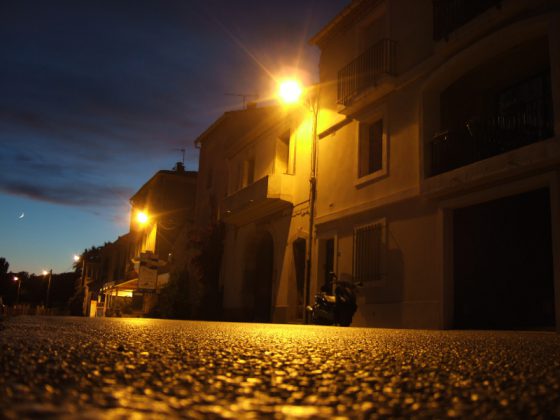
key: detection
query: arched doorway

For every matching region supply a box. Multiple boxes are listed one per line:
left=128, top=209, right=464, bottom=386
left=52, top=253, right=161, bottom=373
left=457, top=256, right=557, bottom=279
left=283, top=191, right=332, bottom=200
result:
left=243, top=230, right=274, bottom=322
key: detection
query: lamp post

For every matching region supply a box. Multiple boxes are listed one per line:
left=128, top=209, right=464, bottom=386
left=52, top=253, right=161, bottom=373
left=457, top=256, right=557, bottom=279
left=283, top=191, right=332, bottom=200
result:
left=74, top=254, right=86, bottom=288
left=13, top=276, right=21, bottom=305
left=278, top=79, right=319, bottom=323
left=42, top=269, right=53, bottom=308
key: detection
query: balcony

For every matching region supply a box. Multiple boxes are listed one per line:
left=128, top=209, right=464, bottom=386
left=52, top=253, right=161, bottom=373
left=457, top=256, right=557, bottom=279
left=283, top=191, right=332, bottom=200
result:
left=429, top=97, right=553, bottom=177
left=337, top=39, right=397, bottom=107
left=221, top=174, right=294, bottom=225
left=433, top=0, right=502, bottom=41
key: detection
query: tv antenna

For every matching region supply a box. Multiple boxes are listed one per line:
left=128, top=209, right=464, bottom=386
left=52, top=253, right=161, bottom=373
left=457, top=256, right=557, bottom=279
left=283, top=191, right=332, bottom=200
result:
left=225, top=93, right=259, bottom=109
left=174, top=148, right=186, bottom=164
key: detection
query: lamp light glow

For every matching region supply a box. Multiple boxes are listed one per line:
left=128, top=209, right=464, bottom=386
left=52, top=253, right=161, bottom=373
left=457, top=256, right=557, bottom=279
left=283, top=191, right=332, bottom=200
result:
left=278, top=79, right=303, bottom=104
left=136, top=211, right=149, bottom=224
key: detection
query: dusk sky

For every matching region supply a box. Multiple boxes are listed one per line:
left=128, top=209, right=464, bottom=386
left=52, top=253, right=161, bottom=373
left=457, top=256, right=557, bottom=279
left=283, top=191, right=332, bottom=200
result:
left=0, top=0, right=349, bottom=274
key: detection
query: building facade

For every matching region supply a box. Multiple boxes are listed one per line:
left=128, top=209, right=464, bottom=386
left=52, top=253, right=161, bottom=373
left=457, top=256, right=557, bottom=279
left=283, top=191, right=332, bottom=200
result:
left=195, top=105, right=314, bottom=323
left=99, top=163, right=198, bottom=316
left=308, top=0, right=560, bottom=330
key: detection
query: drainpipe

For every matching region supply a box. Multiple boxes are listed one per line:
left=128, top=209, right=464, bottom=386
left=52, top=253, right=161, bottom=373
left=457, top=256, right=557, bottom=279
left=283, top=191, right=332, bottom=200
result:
left=304, top=92, right=319, bottom=323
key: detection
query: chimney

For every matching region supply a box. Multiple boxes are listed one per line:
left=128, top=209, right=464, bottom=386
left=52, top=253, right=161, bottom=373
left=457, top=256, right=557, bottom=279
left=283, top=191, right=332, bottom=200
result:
left=174, top=162, right=185, bottom=172
left=246, top=101, right=257, bottom=109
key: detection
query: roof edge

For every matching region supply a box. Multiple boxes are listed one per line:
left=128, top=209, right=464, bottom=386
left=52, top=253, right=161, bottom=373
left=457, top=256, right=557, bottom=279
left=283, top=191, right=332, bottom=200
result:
left=194, top=105, right=279, bottom=147
left=309, top=0, right=381, bottom=48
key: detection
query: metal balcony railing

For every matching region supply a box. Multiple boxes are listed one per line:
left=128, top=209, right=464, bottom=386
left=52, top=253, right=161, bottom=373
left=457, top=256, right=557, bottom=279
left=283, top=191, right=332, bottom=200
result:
left=337, top=39, right=397, bottom=106
left=433, top=0, right=502, bottom=41
left=430, top=97, right=553, bottom=176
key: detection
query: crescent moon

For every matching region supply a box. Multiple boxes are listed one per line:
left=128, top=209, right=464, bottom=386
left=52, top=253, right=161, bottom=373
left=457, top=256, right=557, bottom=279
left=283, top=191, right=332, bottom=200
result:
left=19, top=212, right=25, bottom=219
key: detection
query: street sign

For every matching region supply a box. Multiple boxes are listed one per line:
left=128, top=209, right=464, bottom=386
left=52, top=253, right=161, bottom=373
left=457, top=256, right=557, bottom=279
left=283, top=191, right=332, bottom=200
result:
left=138, top=265, right=158, bottom=290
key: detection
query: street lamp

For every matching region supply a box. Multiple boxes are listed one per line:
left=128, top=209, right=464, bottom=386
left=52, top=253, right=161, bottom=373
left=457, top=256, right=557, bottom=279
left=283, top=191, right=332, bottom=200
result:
left=74, top=253, right=87, bottom=288
left=278, top=79, right=303, bottom=104
left=136, top=210, right=149, bottom=226
left=277, top=78, right=319, bottom=323
left=42, top=269, right=53, bottom=309
left=13, top=276, right=21, bottom=305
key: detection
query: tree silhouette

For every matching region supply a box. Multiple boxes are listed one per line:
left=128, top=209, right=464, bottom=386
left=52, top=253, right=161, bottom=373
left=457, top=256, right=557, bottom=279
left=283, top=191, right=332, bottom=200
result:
left=0, top=257, right=9, bottom=278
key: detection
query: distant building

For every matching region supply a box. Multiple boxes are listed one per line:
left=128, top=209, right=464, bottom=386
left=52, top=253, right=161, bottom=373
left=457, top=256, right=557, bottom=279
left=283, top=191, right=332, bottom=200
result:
left=98, top=163, right=197, bottom=316
left=309, top=0, right=560, bottom=330
left=195, top=105, right=313, bottom=322
left=82, top=234, right=135, bottom=317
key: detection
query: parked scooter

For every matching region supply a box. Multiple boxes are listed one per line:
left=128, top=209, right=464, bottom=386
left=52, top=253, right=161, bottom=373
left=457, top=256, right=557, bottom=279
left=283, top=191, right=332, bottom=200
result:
left=306, top=273, right=361, bottom=326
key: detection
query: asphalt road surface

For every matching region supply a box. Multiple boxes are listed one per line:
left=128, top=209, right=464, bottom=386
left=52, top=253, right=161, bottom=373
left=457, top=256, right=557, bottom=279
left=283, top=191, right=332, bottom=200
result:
left=1, top=316, right=559, bottom=419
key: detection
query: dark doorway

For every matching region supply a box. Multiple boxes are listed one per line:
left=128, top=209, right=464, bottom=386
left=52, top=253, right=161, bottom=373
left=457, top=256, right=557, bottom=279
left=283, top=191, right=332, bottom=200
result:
left=323, top=238, right=335, bottom=287
left=244, top=231, right=274, bottom=322
left=292, top=238, right=306, bottom=317
left=453, top=188, right=555, bottom=329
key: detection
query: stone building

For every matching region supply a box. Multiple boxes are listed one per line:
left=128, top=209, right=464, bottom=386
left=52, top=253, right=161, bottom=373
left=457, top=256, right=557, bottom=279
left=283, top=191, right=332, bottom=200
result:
left=195, top=104, right=314, bottom=322
left=308, top=0, right=560, bottom=330
left=99, top=163, right=197, bottom=316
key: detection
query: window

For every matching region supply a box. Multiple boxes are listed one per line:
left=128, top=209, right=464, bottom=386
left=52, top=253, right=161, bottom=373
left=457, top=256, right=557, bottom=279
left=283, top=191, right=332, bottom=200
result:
left=276, top=129, right=294, bottom=174
left=497, top=72, right=553, bottom=139
left=230, top=154, right=255, bottom=193
left=243, top=157, right=255, bottom=187
left=353, top=221, right=385, bottom=283
left=358, top=119, right=383, bottom=178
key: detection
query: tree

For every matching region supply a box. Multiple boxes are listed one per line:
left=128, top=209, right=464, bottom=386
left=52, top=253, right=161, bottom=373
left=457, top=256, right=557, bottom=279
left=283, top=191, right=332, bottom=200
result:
left=149, top=222, right=224, bottom=320
left=151, top=268, right=192, bottom=319
left=0, top=257, right=8, bottom=277
left=0, top=257, right=13, bottom=304
left=68, top=245, right=105, bottom=316
left=189, top=223, right=225, bottom=320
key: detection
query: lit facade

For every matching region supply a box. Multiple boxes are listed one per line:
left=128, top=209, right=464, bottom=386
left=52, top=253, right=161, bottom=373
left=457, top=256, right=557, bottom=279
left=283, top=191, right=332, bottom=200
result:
left=195, top=105, right=314, bottom=322
left=100, top=164, right=197, bottom=316
left=309, top=0, right=560, bottom=330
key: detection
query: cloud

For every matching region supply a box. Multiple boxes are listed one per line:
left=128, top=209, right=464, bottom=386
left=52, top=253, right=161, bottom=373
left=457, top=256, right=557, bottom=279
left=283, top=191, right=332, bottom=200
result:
left=0, top=0, right=348, bottom=210
left=0, top=179, right=134, bottom=208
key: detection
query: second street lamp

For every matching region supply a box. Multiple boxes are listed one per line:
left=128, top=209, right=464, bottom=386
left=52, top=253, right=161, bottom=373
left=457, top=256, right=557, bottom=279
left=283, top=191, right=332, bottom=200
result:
left=42, top=269, right=53, bottom=308
left=136, top=210, right=149, bottom=225
left=13, top=276, right=21, bottom=305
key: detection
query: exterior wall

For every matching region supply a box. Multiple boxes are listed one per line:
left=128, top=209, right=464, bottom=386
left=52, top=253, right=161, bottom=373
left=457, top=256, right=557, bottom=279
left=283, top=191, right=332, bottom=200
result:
left=197, top=106, right=313, bottom=323
left=315, top=198, right=441, bottom=329
left=99, top=168, right=197, bottom=317
left=131, top=169, right=197, bottom=262
left=313, top=0, right=560, bottom=330
left=195, top=132, right=229, bottom=226
left=316, top=80, right=422, bottom=219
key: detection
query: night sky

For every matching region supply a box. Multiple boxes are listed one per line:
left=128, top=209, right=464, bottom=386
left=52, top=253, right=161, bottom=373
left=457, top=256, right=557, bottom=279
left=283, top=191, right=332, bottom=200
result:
left=0, top=0, right=348, bottom=274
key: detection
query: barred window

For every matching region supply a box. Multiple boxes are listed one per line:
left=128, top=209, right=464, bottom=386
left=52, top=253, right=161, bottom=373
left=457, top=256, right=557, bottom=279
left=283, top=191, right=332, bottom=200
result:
left=354, top=221, right=385, bottom=283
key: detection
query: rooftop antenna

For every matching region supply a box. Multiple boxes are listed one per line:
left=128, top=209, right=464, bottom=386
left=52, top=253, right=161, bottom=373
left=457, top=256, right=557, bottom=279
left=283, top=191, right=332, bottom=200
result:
left=225, top=93, right=259, bottom=109
left=174, top=148, right=185, bottom=164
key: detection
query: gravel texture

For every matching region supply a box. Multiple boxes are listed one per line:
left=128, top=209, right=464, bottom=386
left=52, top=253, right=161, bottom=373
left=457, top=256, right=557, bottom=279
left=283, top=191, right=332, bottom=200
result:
left=1, top=316, right=559, bottom=419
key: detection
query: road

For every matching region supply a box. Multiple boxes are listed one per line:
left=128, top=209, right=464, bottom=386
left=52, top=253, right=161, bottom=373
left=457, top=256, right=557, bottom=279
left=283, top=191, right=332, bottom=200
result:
left=1, top=316, right=559, bottom=419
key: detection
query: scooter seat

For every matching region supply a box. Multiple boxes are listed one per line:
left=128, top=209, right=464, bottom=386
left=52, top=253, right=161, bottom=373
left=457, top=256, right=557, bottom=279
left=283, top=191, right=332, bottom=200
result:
left=324, top=294, right=336, bottom=304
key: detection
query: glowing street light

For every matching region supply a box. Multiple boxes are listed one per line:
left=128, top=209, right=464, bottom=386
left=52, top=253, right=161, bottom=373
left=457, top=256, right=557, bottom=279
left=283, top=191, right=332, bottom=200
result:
left=13, top=276, right=21, bottom=305
left=43, top=269, right=53, bottom=308
left=278, top=79, right=303, bottom=104
left=136, top=210, right=149, bottom=225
